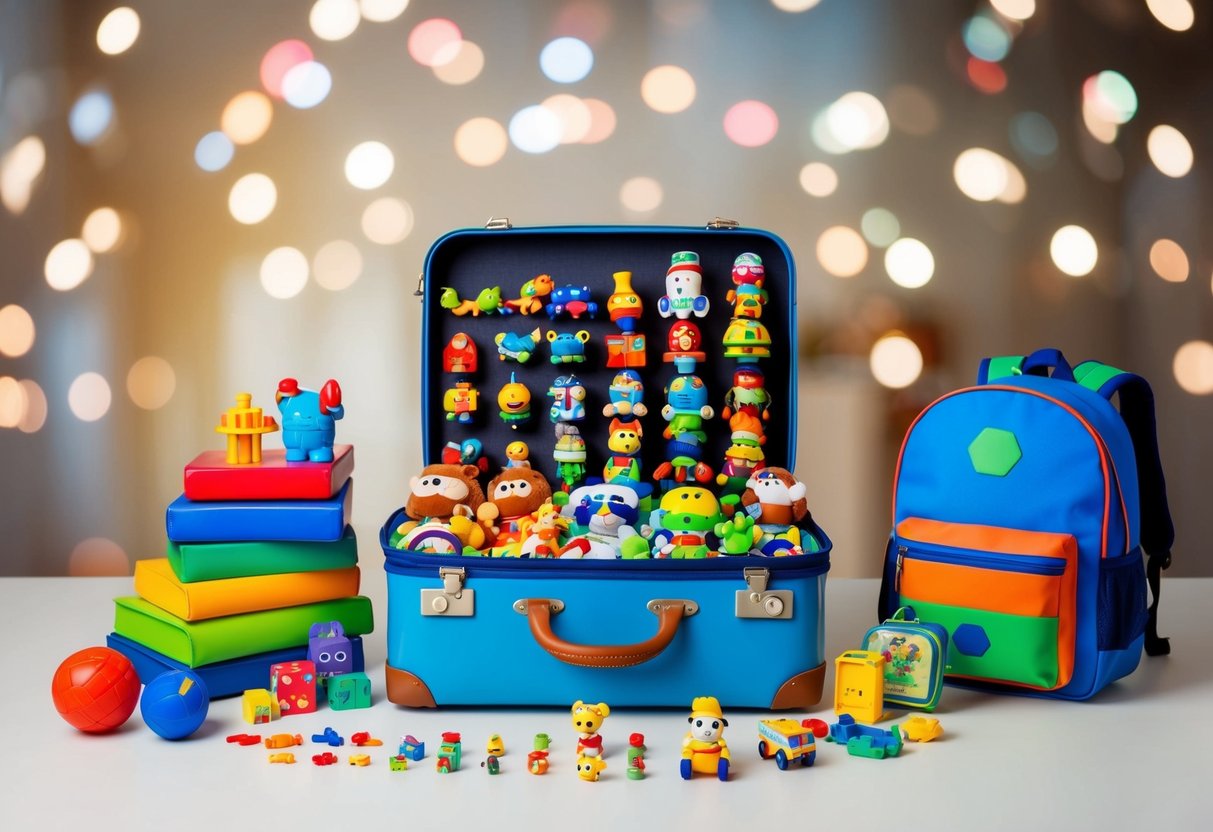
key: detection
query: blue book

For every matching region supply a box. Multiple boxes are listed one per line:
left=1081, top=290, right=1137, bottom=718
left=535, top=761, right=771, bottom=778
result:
left=165, top=478, right=352, bottom=543
left=105, top=632, right=365, bottom=700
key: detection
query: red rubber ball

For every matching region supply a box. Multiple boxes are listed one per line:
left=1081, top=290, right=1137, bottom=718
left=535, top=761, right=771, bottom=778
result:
left=51, top=646, right=142, bottom=733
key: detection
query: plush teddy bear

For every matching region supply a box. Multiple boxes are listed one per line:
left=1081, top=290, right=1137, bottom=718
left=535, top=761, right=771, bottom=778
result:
left=477, top=467, right=553, bottom=549
left=393, top=463, right=487, bottom=551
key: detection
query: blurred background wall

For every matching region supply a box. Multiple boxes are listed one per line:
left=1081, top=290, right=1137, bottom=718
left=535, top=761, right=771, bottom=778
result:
left=0, top=0, right=1209, bottom=577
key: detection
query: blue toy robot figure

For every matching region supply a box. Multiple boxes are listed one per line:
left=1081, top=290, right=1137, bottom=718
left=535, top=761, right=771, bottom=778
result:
left=276, top=377, right=344, bottom=462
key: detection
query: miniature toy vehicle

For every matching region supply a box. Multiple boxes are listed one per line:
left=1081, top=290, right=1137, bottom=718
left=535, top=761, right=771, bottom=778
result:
left=546, top=285, right=598, bottom=320
left=758, top=719, right=817, bottom=770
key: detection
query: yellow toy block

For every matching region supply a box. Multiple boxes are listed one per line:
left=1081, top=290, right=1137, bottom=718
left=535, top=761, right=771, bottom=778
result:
left=834, top=650, right=886, bottom=725
left=242, top=688, right=280, bottom=725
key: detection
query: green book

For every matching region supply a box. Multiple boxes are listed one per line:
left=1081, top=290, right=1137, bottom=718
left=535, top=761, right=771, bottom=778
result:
left=113, top=595, right=374, bottom=667
left=167, top=527, right=359, bottom=582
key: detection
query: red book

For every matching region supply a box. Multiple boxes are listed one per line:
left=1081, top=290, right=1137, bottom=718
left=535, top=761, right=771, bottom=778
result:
left=183, top=445, right=354, bottom=501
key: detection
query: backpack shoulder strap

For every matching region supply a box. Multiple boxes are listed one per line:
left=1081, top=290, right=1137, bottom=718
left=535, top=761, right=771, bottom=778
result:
left=1073, top=360, right=1174, bottom=656
left=979, top=348, right=1077, bottom=384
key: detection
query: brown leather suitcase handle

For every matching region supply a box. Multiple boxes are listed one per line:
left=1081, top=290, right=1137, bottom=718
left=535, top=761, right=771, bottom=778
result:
left=521, top=599, right=688, bottom=668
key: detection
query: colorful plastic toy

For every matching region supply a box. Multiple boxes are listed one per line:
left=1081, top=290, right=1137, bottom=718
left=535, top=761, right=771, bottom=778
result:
left=389, top=755, right=409, bottom=771
left=241, top=688, right=279, bottom=725
left=528, top=749, right=550, bottom=775
left=308, top=621, right=353, bottom=679
left=51, top=646, right=142, bottom=734
left=441, top=438, right=489, bottom=474
left=351, top=731, right=383, bottom=746
left=495, top=327, right=542, bottom=363
left=902, top=716, right=944, bottom=743
left=269, top=752, right=297, bottom=764
left=553, top=423, right=587, bottom=492
left=663, top=322, right=707, bottom=373
left=313, top=752, right=339, bottom=766
left=576, top=756, right=607, bottom=781
left=713, top=513, right=761, bottom=555
left=658, top=251, right=710, bottom=320
left=680, top=696, right=730, bottom=781
left=276, top=378, right=344, bottom=463
left=349, top=754, right=372, bottom=767
left=548, top=374, right=587, bottom=423
left=505, top=441, right=530, bottom=468
left=628, top=733, right=646, bottom=764
left=602, top=370, right=648, bottom=419
left=504, top=273, right=554, bottom=315
left=533, top=733, right=550, bottom=751
left=727, top=252, right=765, bottom=296
left=572, top=700, right=610, bottom=758
left=826, top=715, right=903, bottom=759
left=627, top=756, right=646, bottom=780
left=486, top=734, right=505, bottom=756
left=801, top=718, right=830, bottom=739
left=546, top=285, right=598, bottom=319
left=227, top=733, right=262, bottom=746
left=443, top=332, right=479, bottom=373
left=443, top=381, right=480, bottom=424
left=721, top=318, right=772, bottom=360
left=604, top=333, right=647, bottom=368
left=399, top=735, right=425, bottom=760
left=265, top=733, right=304, bottom=748
left=603, top=416, right=643, bottom=481
left=141, top=670, right=209, bottom=740
left=559, top=483, right=645, bottom=559
left=548, top=329, right=591, bottom=364
left=834, top=650, right=887, bottom=725
left=483, top=755, right=501, bottom=774
left=327, top=671, right=372, bottom=710
left=437, top=731, right=463, bottom=773
left=758, top=719, right=817, bottom=770
left=721, top=366, right=771, bottom=422
left=270, top=660, right=316, bottom=716
left=312, top=727, right=344, bottom=747
left=215, top=393, right=279, bottom=465
left=649, top=486, right=724, bottom=558
left=661, top=375, right=715, bottom=441
left=498, top=373, right=533, bottom=429
left=441, top=285, right=510, bottom=316
left=716, top=436, right=765, bottom=497
left=606, top=270, right=643, bottom=333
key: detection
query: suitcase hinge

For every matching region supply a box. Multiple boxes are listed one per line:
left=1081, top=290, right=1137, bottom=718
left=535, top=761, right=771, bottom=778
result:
left=735, top=567, right=794, bottom=620
left=706, top=217, right=740, bottom=230
left=421, top=567, right=475, bottom=616
left=485, top=216, right=513, bottom=230
left=414, top=272, right=424, bottom=299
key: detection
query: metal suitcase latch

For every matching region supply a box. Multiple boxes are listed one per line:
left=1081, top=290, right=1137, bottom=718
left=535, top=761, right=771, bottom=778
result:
left=421, top=567, right=475, bottom=617
left=735, top=567, right=793, bottom=620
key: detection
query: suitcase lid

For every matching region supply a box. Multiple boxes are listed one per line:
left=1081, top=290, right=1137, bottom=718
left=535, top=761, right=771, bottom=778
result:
left=418, top=222, right=799, bottom=487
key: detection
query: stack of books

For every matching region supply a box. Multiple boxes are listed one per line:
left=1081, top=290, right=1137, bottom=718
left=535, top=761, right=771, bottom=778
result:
left=107, top=442, right=373, bottom=698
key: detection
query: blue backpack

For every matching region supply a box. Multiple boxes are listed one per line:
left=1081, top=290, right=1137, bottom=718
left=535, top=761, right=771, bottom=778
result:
left=878, top=348, right=1173, bottom=700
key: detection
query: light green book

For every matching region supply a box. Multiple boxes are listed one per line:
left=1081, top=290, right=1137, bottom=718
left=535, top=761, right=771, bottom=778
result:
left=166, top=527, right=359, bottom=583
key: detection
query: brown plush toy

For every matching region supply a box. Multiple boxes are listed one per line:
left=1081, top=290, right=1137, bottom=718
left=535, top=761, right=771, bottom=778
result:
left=740, top=467, right=809, bottom=527
left=406, top=463, right=485, bottom=522
left=477, top=467, right=553, bottom=537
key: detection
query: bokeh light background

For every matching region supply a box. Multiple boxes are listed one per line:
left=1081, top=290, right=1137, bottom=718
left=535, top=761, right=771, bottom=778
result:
left=1, top=0, right=1210, bottom=577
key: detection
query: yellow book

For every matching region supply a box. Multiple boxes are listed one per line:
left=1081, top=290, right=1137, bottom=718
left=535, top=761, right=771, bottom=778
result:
left=134, top=558, right=360, bottom=621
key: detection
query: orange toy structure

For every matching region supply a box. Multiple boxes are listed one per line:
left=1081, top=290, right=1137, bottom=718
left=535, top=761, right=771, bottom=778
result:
left=216, top=393, right=279, bottom=464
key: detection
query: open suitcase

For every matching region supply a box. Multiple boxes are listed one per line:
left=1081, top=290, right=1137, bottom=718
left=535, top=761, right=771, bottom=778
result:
left=381, top=221, right=831, bottom=709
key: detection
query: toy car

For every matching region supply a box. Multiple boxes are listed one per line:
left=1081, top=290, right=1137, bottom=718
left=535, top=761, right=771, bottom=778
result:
left=758, top=719, right=816, bottom=770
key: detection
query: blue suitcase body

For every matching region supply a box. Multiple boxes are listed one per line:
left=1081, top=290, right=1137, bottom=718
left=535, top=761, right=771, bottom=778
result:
left=382, top=224, right=831, bottom=709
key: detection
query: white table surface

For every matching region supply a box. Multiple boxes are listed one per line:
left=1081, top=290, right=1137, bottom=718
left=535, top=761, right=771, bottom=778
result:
left=3, top=574, right=1209, bottom=830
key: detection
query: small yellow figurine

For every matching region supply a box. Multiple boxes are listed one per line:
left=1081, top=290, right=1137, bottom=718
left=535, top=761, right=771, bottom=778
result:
left=680, top=696, right=730, bottom=781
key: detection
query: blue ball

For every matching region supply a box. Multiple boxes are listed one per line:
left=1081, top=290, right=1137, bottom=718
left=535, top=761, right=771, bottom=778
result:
left=140, top=670, right=209, bottom=740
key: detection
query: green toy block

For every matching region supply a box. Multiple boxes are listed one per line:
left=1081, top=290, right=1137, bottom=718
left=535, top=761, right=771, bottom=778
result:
left=968, top=427, right=1022, bottom=477
left=327, top=671, right=371, bottom=710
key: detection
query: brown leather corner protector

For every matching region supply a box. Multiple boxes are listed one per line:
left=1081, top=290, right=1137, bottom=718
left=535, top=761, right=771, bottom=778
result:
left=385, top=662, right=437, bottom=708
left=770, top=662, right=826, bottom=710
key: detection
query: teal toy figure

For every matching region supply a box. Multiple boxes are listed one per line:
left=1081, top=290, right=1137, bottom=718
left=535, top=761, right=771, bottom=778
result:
left=276, top=378, right=343, bottom=462
left=648, top=486, right=723, bottom=558
left=660, top=374, right=714, bottom=442
left=498, top=373, right=532, bottom=429
left=548, top=330, right=591, bottom=364
left=495, top=327, right=542, bottom=363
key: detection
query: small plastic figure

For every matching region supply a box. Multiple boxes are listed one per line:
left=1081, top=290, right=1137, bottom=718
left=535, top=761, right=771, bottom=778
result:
left=265, top=733, right=304, bottom=749
left=312, top=727, right=344, bottom=747
left=309, top=622, right=354, bottom=679
left=577, top=756, right=607, bottom=782
left=388, top=755, right=409, bottom=771
left=553, top=424, right=587, bottom=492
left=713, top=513, right=761, bottom=555
left=663, top=322, right=707, bottom=374
left=505, top=273, right=554, bottom=315
left=505, top=440, right=531, bottom=468
left=602, top=370, right=648, bottom=419
left=486, top=734, right=505, bottom=756
left=312, top=752, right=339, bottom=766
left=716, top=433, right=765, bottom=496
left=758, top=719, right=817, bottom=770
left=572, top=700, right=610, bottom=758
left=604, top=333, right=647, bottom=368
left=606, top=270, right=643, bottom=333
left=268, top=753, right=297, bottom=764
left=680, top=697, right=730, bottom=781
left=349, top=754, right=371, bottom=767
left=648, top=487, right=723, bottom=558
left=399, top=735, right=426, bottom=760
left=901, top=716, right=944, bottom=743
left=441, top=286, right=510, bottom=316
left=546, top=285, right=598, bottom=320
left=548, top=329, right=591, bottom=364
left=443, top=381, right=479, bottom=424
left=658, top=251, right=709, bottom=320
left=603, top=417, right=644, bottom=486
left=215, top=393, right=278, bottom=465
left=495, top=327, right=542, bottom=363
left=721, top=318, right=772, bottom=360
left=436, top=731, right=463, bottom=772
left=528, top=750, right=550, bottom=775
left=548, top=374, right=588, bottom=423
left=276, top=378, right=344, bottom=462
left=661, top=374, right=714, bottom=443
left=721, top=366, right=771, bottom=422
left=441, top=438, right=489, bottom=475
left=498, top=372, right=533, bottom=429
left=483, top=755, right=501, bottom=775
left=728, top=252, right=765, bottom=295
left=740, top=468, right=809, bottom=528
left=443, top=332, right=479, bottom=373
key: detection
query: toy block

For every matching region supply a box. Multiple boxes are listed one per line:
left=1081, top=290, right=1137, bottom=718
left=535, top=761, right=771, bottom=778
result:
left=242, top=688, right=280, bottom=725
left=270, top=660, right=317, bottom=716
left=215, top=393, right=279, bottom=465
left=182, top=444, right=354, bottom=502
left=327, top=671, right=371, bottom=710
left=165, top=479, right=352, bottom=543
left=389, top=755, right=408, bottom=772
left=309, top=621, right=353, bottom=679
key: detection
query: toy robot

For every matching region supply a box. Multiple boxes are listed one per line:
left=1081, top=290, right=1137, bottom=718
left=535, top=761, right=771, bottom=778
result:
left=276, top=378, right=344, bottom=462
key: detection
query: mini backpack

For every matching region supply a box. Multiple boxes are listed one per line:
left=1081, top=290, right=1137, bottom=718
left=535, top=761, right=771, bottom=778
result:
left=878, top=348, right=1173, bottom=700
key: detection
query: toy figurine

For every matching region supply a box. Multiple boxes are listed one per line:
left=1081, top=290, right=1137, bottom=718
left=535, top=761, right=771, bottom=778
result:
left=721, top=366, right=771, bottom=422
left=661, top=375, right=714, bottom=442
left=505, top=440, right=531, bottom=468
left=443, top=332, right=479, bottom=373
left=648, top=487, right=723, bottom=558
left=495, top=327, right=542, bottom=363
left=528, top=750, right=550, bottom=775
left=652, top=435, right=713, bottom=491
left=514, top=502, right=569, bottom=558
left=553, top=423, right=587, bottom=492
left=548, top=329, right=591, bottom=364
left=558, top=483, right=646, bottom=559
left=441, top=286, right=511, bottom=316
left=602, top=370, right=648, bottom=419
left=606, top=270, right=643, bottom=334
left=713, top=513, right=761, bottom=555
left=442, top=438, right=489, bottom=475
left=215, top=393, right=279, bottom=465
left=721, top=317, right=772, bottom=360
left=546, top=285, right=598, bottom=320
left=727, top=252, right=765, bottom=296
left=663, top=321, right=707, bottom=374
left=603, top=417, right=644, bottom=486
left=476, top=467, right=554, bottom=551
left=680, top=696, right=730, bottom=781
left=658, top=251, right=709, bottom=320
left=498, top=373, right=533, bottom=430
left=572, top=700, right=610, bottom=758
left=443, top=381, right=479, bottom=425
left=308, top=622, right=353, bottom=679
left=276, top=378, right=343, bottom=462
left=739, top=467, right=819, bottom=556
left=486, top=734, right=505, bottom=756
left=398, top=735, right=425, bottom=760
left=716, top=433, right=765, bottom=496
left=483, top=755, right=501, bottom=775
left=548, top=374, right=588, bottom=423
left=504, top=273, right=554, bottom=315
left=576, top=756, right=607, bottom=782
left=436, top=732, right=463, bottom=772
left=604, top=332, right=647, bottom=368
